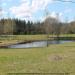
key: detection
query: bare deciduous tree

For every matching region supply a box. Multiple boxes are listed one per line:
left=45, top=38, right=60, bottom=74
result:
left=44, top=13, right=62, bottom=46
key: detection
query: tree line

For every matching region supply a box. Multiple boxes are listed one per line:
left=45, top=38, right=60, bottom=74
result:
left=0, top=17, right=75, bottom=35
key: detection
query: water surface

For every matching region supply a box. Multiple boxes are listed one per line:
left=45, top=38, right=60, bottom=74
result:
left=8, top=40, right=73, bottom=48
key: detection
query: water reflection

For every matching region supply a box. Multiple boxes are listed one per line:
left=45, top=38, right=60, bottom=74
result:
left=8, top=40, right=73, bottom=48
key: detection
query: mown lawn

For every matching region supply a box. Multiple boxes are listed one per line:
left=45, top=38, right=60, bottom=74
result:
left=0, top=42, right=75, bottom=75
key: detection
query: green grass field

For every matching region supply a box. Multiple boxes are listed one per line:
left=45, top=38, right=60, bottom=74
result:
left=0, top=35, right=75, bottom=75
left=0, top=42, right=75, bottom=75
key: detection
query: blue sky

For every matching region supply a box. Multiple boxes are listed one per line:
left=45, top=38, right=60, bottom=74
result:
left=0, top=0, right=75, bottom=22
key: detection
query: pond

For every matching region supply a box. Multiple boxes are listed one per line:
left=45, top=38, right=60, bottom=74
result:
left=8, top=40, right=73, bottom=48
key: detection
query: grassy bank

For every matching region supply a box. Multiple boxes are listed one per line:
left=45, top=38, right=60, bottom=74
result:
left=0, top=34, right=75, bottom=47
left=0, top=42, right=75, bottom=75
left=0, top=35, right=47, bottom=47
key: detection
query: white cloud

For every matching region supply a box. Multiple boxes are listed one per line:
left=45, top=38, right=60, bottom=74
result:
left=47, top=12, right=63, bottom=18
left=0, top=12, right=2, bottom=17
left=65, top=0, right=71, bottom=1
left=0, top=9, right=4, bottom=16
left=31, top=0, right=53, bottom=10
left=41, top=11, right=63, bottom=22
left=50, top=12, right=57, bottom=18
left=10, top=0, right=54, bottom=21
left=64, top=9, right=72, bottom=13
left=0, top=9, right=8, bottom=17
